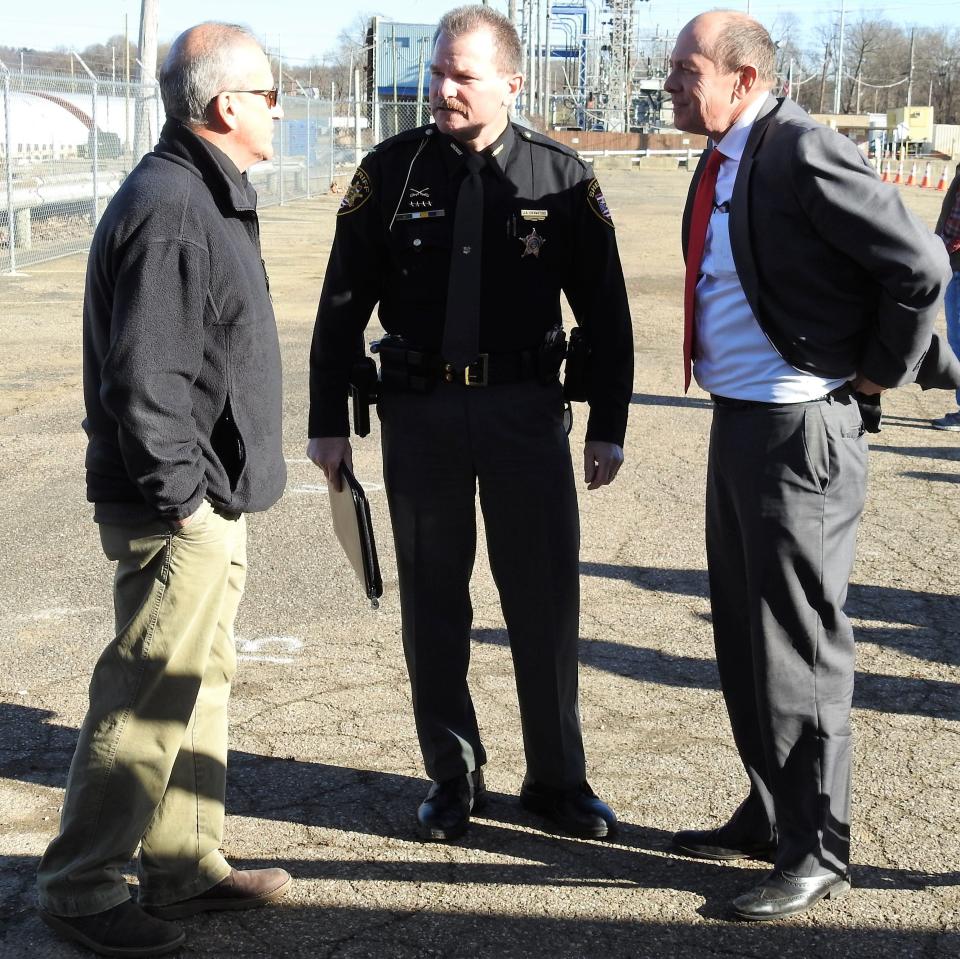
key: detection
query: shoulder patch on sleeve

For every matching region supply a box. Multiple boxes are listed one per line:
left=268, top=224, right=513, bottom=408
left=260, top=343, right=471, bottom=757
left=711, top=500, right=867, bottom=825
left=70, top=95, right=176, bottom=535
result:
left=338, top=167, right=372, bottom=216
left=586, top=179, right=615, bottom=228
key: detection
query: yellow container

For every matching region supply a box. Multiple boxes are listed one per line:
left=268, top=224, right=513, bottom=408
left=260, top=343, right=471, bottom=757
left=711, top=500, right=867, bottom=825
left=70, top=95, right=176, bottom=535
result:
left=887, top=106, right=934, bottom=143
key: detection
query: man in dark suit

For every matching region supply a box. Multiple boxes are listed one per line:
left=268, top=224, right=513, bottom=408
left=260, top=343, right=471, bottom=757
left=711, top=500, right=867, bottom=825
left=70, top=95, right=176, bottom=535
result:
left=664, top=10, right=948, bottom=921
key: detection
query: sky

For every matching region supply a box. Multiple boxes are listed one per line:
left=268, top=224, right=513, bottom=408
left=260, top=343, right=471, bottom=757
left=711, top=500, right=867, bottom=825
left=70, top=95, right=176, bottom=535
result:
left=2, top=0, right=958, bottom=66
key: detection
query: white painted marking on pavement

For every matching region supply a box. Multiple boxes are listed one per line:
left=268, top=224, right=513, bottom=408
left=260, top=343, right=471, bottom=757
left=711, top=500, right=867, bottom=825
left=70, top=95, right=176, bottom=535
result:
left=290, top=480, right=384, bottom=494
left=236, top=635, right=304, bottom=664
left=14, top=606, right=100, bottom=622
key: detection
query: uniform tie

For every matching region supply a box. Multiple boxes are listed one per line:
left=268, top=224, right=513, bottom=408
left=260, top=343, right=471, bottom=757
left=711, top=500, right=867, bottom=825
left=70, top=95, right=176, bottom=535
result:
left=683, top=148, right=723, bottom=392
left=442, top=150, right=485, bottom=371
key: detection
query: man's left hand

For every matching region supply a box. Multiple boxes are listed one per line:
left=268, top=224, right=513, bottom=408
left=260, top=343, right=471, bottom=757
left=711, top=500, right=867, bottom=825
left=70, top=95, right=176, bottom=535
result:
left=851, top=375, right=887, bottom=396
left=584, top=441, right=624, bottom=490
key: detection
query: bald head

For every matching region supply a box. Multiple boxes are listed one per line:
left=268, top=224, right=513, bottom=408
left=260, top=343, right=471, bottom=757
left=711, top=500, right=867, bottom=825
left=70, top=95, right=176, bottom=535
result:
left=665, top=9, right=775, bottom=139
left=684, top=10, right=776, bottom=90
left=160, top=22, right=269, bottom=126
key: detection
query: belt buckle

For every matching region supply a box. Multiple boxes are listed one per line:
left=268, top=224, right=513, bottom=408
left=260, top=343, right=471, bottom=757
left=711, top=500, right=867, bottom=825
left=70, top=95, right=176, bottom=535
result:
left=464, top=354, right=489, bottom=386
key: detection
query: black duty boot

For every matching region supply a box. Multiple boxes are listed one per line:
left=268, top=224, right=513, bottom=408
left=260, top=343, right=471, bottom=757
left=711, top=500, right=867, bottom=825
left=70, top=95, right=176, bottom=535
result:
left=519, top=777, right=617, bottom=839
left=417, top=768, right=486, bottom=841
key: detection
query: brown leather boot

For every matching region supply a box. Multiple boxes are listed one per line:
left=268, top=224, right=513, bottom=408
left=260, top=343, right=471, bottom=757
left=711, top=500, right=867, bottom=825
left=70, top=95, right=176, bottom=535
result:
left=38, top=899, right=185, bottom=957
left=144, top=867, right=292, bottom=920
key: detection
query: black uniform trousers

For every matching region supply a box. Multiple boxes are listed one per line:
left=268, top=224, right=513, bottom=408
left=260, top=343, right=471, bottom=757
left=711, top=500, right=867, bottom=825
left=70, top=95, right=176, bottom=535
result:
left=378, top=378, right=586, bottom=788
left=705, top=387, right=867, bottom=877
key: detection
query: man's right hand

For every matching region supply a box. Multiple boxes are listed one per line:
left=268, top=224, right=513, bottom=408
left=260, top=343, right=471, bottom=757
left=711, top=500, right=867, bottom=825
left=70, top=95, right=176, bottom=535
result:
left=307, top=437, right=353, bottom=492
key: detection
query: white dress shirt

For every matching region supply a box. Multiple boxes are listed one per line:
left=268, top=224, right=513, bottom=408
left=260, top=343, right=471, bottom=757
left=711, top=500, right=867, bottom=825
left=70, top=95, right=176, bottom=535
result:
left=693, top=95, right=847, bottom=401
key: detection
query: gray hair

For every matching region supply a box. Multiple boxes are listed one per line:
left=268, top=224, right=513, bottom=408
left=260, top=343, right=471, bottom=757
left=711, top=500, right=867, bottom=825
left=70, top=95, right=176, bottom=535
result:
left=159, top=22, right=265, bottom=126
left=709, top=13, right=776, bottom=88
left=434, top=5, right=523, bottom=75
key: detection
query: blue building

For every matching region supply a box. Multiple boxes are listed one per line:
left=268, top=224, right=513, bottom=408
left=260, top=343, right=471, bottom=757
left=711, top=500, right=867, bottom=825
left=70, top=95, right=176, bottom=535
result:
left=367, top=18, right=435, bottom=99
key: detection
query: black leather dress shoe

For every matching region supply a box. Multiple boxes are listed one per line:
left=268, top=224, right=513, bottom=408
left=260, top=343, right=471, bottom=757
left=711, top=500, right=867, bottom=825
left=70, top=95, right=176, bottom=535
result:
left=672, top=827, right=776, bottom=862
left=519, top=778, right=616, bottom=838
left=417, top=769, right=486, bottom=841
left=731, top=870, right=851, bottom=921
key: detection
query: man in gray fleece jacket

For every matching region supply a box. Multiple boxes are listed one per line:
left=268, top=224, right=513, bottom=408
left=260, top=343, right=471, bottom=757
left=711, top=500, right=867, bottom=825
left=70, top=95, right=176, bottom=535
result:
left=37, top=23, right=289, bottom=958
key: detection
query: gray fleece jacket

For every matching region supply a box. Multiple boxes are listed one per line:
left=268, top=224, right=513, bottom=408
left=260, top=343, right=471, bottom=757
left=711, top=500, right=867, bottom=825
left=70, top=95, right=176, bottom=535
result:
left=82, top=119, right=286, bottom=524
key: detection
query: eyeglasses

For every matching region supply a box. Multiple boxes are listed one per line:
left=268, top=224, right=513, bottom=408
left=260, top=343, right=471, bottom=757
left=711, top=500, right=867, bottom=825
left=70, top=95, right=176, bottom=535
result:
left=215, top=87, right=279, bottom=108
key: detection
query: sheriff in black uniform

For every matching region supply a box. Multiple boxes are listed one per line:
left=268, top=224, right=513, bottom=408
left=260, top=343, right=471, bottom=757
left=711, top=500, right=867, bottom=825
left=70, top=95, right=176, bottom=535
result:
left=308, top=4, right=633, bottom=841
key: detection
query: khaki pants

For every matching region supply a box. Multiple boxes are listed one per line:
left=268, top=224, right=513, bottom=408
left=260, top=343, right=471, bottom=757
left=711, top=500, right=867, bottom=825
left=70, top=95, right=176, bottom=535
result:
left=37, top=502, right=247, bottom=916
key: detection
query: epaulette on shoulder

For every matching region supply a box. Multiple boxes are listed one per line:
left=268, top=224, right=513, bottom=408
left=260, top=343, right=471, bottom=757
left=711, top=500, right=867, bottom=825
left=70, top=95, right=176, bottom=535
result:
left=512, top=123, right=588, bottom=168
left=372, top=123, right=438, bottom=154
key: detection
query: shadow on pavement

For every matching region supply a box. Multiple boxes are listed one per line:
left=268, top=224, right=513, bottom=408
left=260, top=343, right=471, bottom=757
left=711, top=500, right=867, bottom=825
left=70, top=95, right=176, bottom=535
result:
left=872, top=444, right=960, bottom=462
left=630, top=391, right=713, bottom=409
left=579, top=563, right=960, bottom=670
left=3, top=702, right=956, bottom=904
left=876, top=414, right=949, bottom=429
left=3, top=850, right=958, bottom=959
left=901, top=470, right=960, bottom=484
left=473, top=627, right=959, bottom=721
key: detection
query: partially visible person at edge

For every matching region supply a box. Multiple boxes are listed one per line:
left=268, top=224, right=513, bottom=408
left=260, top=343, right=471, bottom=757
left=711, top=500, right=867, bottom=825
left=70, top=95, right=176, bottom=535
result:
left=36, top=22, right=290, bottom=958
left=931, top=161, right=960, bottom=430
left=664, top=10, right=949, bottom=922
left=308, top=5, right=633, bottom=843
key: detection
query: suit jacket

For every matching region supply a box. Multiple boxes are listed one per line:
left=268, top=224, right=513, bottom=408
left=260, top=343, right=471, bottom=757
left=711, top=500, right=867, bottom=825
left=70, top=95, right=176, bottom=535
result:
left=682, top=96, right=952, bottom=389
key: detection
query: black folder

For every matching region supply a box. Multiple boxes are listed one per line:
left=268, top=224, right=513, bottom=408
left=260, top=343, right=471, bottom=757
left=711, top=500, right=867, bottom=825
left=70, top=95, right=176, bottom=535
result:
left=328, top=464, right=383, bottom=608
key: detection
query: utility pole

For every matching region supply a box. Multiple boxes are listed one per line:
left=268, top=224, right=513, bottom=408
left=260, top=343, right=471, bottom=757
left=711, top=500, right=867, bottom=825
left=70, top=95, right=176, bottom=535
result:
left=134, top=0, right=159, bottom=162
left=124, top=14, right=131, bottom=155
left=527, top=0, right=537, bottom=118
left=906, top=28, right=916, bottom=106
left=818, top=42, right=831, bottom=114
left=833, top=0, right=845, bottom=114
left=544, top=3, right=552, bottom=126
left=533, top=0, right=549, bottom=116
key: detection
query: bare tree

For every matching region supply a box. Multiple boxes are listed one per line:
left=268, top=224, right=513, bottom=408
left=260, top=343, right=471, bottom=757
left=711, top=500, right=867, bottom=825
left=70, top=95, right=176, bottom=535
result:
left=841, top=18, right=885, bottom=113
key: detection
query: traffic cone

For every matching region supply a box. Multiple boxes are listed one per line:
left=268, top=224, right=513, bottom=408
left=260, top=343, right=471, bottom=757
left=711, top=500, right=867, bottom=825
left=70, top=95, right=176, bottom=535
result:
left=893, top=159, right=903, bottom=184
left=919, top=162, right=932, bottom=188
left=905, top=162, right=916, bottom=186
left=937, top=164, right=949, bottom=191
left=881, top=158, right=890, bottom=182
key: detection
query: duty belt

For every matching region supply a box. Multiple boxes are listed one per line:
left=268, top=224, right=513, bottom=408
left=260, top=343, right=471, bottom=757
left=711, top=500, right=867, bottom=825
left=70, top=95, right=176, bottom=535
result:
left=377, top=345, right=543, bottom=392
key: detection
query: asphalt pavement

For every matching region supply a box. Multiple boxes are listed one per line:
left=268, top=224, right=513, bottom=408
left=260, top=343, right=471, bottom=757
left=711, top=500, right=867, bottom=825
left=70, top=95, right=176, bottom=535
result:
left=0, top=170, right=957, bottom=958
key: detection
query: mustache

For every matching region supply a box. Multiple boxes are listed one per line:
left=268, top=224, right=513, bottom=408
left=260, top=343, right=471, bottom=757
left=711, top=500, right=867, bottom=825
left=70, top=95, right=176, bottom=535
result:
left=433, top=97, right=467, bottom=117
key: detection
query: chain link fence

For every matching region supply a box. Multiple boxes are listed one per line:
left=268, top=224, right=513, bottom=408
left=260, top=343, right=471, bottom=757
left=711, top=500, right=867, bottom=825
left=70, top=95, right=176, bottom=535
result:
left=1, top=70, right=429, bottom=273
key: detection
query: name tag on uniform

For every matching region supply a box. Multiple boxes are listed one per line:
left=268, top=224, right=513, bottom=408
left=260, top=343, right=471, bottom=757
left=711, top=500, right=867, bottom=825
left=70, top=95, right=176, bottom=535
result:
left=393, top=210, right=447, bottom=222
left=520, top=209, right=548, bottom=221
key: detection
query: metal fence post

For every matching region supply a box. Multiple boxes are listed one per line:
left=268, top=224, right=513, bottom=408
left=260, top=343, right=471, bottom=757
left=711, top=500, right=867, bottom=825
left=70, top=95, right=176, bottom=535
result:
left=279, top=87, right=285, bottom=206
left=305, top=94, right=312, bottom=199
left=329, top=84, right=335, bottom=191
left=3, top=71, right=16, bottom=274
left=91, top=78, right=100, bottom=227
left=353, top=68, right=362, bottom=166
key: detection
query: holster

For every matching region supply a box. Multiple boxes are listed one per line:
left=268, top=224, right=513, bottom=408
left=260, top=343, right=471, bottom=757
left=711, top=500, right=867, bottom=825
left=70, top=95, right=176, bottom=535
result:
left=349, top=357, right=379, bottom=437
left=563, top=327, right=592, bottom=402
left=538, top=327, right=567, bottom=384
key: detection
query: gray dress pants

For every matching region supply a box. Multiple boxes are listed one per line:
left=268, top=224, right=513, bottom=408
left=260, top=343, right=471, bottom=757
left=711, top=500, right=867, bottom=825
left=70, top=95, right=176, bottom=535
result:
left=378, top=379, right=586, bottom=788
left=705, top=387, right=867, bottom=876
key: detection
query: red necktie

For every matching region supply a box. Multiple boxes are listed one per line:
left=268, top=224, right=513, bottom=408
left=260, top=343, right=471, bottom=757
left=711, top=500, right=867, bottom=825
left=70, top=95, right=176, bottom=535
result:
left=683, top=148, right=723, bottom=391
